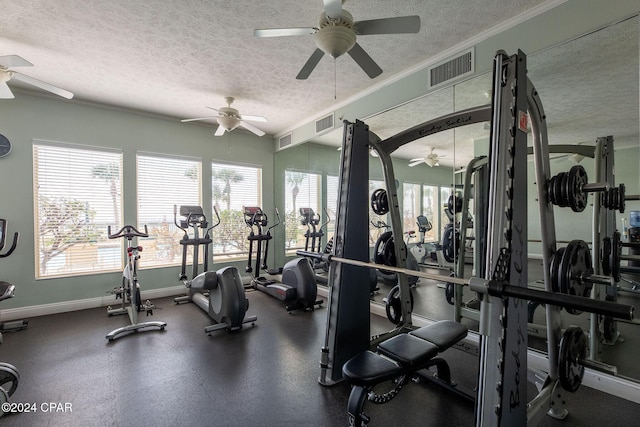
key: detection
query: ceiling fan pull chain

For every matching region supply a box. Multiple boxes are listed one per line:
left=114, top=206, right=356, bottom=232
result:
left=334, top=59, right=337, bottom=100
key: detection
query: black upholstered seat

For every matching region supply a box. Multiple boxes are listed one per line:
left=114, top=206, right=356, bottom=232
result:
left=409, top=320, right=468, bottom=350
left=377, top=333, right=438, bottom=368
left=342, top=350, right=402, bottom=387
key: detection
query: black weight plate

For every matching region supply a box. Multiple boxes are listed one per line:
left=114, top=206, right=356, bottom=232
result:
left=0, top=365, right=19, bottom=397
left=601, top=237, right=612, bottom=276
left=568, top=165, right=588, bottom=212
left=561, top=241, right=592, bottom=315
left=550, top=247, right=565, bottom=293
left=559, top=326, right=587, bottom=393
left=611, top=231, right=621, bottom=282
left=602, top=294, right=618, bottom=342
left=384, top=285, right=414, bottom=325
left=548, top=175, right=558, bottom=205
left=445, top=272, right=456, bottom=305
left=554, top=172, right=567, bottom=208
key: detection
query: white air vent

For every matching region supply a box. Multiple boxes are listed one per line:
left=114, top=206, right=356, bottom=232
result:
left=428, top=48, right=474, bottom=88
left=279, top=133, right=292, bottom=149
left=315, top=113, right=334, bottom=134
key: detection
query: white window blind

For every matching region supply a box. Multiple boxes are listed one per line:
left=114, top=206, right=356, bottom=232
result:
left=211, top=162, right=262, bottom=261
left=284, top=171, right=321, bottom=252
left=137, top=153, right=201, bottom=268
left=403, top=182, right=421, bottom=241
left=422, top=185, right=439, bottom=242
left=325, top=174, right=339, bottom=245
left=33, top=142, right=123, bottom=278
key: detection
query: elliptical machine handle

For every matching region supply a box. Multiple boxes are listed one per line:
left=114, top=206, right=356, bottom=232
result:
left=0, top=231, right=19, bottom=258
left=173, top=205, right=189, bottom=237
left=267, top=207, right=281, bottom=233
left=209, top=205, right=221, bottom=232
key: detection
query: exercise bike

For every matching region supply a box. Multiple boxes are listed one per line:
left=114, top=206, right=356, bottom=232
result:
left=0, top=219, right=21, bottom=417
left=244, top=206, right=322, bottom=312
left=106, top=225, right=167, bottom=341
left=174, top=205, right=256, bottom=333
left=409, top=215, right=432, bottom=265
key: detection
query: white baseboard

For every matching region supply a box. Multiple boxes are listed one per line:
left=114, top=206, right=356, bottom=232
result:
left=0, top=285, right=185, bottom=322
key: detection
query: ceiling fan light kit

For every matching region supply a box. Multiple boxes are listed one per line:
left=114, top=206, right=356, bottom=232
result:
left=182, top=96, right=267, bottom=137
left=254, top=0, right=420, bottom=80
left=315, top=12, right=356, bottom=58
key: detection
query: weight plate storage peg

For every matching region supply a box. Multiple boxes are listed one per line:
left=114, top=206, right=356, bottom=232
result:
left=559, top=326, right=587, bottom=393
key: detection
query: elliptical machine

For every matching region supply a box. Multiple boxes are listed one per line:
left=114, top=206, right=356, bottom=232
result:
left=174, top=205, right=256, bottom=333
left=0, top=219, right=21, bottom=417
left=244, top=206, right=322, bottom=312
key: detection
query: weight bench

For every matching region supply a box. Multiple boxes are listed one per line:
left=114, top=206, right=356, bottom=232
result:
left=342, top=320, right=468, bottom=426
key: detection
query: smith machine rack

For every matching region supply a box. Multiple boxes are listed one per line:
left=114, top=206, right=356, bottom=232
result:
left=300, top=50, right=636, bottom=426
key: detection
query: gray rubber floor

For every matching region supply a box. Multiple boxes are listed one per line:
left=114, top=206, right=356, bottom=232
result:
left=0, top=287, right=638, bottom=426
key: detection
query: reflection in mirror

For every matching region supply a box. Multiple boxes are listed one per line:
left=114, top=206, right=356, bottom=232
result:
left=355, top=16, right=638, bottom=382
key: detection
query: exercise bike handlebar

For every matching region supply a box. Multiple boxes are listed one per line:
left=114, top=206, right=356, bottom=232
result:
left=108, top=225, right=149, bottom=240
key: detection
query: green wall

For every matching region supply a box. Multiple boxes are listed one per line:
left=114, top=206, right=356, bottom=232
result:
left=0, top=92, right=274, bottom=311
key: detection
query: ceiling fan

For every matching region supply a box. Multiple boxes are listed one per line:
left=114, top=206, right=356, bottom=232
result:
left=181, top=97, right=267, bottom=137
left=409, top=148, right=445, bottom=167
left=254, top=0, right=420, bottom=80
left=0, top=55, right=74, bottom=99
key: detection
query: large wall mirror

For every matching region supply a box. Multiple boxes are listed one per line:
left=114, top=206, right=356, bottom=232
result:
left=359, top=16, right=639, bottom=382
left=285, top=15, right=639, bottom=382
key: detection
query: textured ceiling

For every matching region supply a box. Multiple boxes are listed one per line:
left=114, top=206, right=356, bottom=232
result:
left=313, top=15, right=640, bottom=168
left=0, top=0, right=550, bottom=139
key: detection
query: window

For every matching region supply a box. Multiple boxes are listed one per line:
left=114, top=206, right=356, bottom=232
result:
left=422, top=185, right=439, bottom=242
left=440, top=186, right=452, bottom=241
left=137, top=153, right=201, bottom=268
left=33, top=142, right=123, bottom=278
left=325, top=174, right=339, bottom=246
left=211, top=162, right=262, bottom=261
left=284, top=171, right=321, bottom=253
left=402, top=183, right=421, bottom=243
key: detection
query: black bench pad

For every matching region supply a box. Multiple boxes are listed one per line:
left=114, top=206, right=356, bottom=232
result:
left=409, top=320, right=468, bottom=350
left=377, top=333, right=438, bottom=368
left=342, top=351, right=402, bottom=387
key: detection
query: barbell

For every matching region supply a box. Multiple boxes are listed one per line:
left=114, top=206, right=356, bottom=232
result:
left=296, top=250, right=634, bottom=321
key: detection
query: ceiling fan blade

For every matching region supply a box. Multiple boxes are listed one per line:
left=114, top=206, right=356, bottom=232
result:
left=348, top=43, right=382, bottom=79
left=181, top=116, right=218, bottom=123
left=408, top=160, right=425, bottom=167
left=239, top=121, right=265, bottom=137
left=0, top=55, right=33, bottom=68
left=409, top=157, right=424, bottom=162
left=241, top=114, right=267, bottom=123
left=214, top=125, right=226, bottom=136
left=0, top=82, right=15, bottom=99
left=355, top=16, right=421, bottom=35
left=254, top=28, right=316, bottom=38
left=11, top=72, right=73, bottom=99
left=296, top=48, right=325, bottom=80
left=323, top=0, right=342, bottom=19
left=205, top=106, right=219, bottom=113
